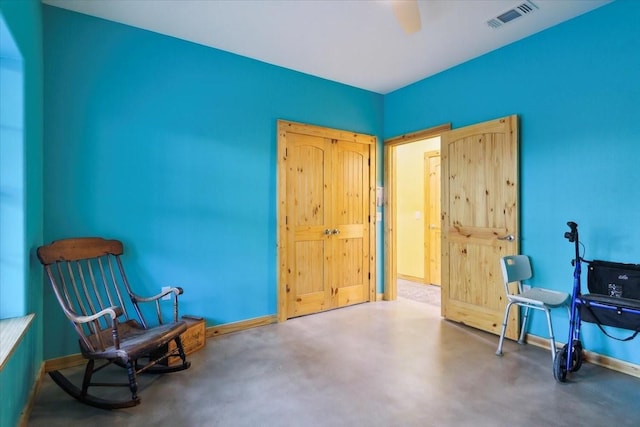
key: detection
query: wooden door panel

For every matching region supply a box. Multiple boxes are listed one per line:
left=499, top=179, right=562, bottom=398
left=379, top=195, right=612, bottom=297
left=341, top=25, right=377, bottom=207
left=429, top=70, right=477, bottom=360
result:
left=293, top=241, right=326, bottom=295
left=336, top=284, right=364, bottom=307
left=335, top=148, right=364, bottom=224
left=448, top=242, right=504, bottom=309
left=288, top=240, right=329, bottom=317
left=333, top=140, right=369, bottom=307
left=334, top=239, right=364, bottom=283
left=292, top=141, right=329, bottom=227
left=429, top=230, right=441, bottom=285
left=336, top=223, right=366, bottom=238
left=442, top=116, right=519, bottom=339
left=286, top=133, right=332, bottom=318
left=448, top=132, right=514, bottom=229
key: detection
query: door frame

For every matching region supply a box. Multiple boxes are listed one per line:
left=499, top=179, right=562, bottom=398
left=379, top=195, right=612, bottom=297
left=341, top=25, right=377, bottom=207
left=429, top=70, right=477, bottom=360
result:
left=277, top=120, right=378, bottom=322
left=423, top=149, right=441, bottom=286
left=383, top=123, right=451, bottom=301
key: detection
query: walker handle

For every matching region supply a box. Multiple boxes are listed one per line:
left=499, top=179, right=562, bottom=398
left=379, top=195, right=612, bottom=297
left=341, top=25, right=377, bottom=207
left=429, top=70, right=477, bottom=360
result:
left=564, top=221, right=578, bottom=243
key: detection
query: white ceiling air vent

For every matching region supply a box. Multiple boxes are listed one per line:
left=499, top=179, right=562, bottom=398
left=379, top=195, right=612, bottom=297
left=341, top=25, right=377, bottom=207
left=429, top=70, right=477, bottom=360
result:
left=487, top=1, right=539, bottom=29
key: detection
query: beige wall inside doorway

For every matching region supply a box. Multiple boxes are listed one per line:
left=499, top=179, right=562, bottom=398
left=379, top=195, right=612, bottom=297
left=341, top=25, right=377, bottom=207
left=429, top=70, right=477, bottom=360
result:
left=395, top=137, right=440, bottom=282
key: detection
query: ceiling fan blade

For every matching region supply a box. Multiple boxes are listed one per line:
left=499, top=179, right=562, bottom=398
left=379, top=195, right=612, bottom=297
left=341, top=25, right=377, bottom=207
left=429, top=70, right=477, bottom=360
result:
left=392, top=0, right=422, bottom=35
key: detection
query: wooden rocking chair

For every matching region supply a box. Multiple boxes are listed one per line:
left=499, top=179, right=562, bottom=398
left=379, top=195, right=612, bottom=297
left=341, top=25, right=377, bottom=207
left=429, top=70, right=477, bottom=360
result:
left=37, top=237, right=191, bottom=409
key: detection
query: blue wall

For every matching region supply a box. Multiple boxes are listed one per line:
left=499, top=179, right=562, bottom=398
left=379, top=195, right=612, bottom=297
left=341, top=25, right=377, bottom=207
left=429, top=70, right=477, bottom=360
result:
left=385, top=0, right=640, bottom=364
left=0, top=0, right=43, bottom=426
left=0, top=1, right=634, bottom=422
left=37, top=0, right=640, bottom=365
left=42, top=5, right=384, bottom=358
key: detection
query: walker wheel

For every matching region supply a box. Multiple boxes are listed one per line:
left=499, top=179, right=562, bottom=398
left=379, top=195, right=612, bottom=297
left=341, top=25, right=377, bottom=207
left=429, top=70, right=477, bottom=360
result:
left=570, top=340, right=583, bottom=372
left=553, top=347, right=568, bottom=382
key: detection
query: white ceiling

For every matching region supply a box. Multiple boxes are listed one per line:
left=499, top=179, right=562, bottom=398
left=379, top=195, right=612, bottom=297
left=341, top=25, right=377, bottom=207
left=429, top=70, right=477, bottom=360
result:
left=42, top=0, right=611, bottom=94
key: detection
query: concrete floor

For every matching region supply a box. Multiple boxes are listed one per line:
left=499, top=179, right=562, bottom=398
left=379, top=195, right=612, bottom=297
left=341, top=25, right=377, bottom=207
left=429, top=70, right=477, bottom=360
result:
left=28, top=298, right=640, bottom=427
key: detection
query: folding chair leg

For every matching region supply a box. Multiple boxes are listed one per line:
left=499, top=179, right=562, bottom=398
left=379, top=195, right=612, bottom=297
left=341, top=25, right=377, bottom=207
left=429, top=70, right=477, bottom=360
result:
left=544, top=309, right=557, bottom=363
left=518, top=306, right=530, bottom=345
left=496, top=301, right=514, bottom=356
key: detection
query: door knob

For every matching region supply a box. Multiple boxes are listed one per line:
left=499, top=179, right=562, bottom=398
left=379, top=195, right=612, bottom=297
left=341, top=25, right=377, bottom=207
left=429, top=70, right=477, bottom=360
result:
left=332, top=229, right=340, bottom=235
left=497, top=234, right=515, bottom=242
left=324, top=229, right=332, bottom=236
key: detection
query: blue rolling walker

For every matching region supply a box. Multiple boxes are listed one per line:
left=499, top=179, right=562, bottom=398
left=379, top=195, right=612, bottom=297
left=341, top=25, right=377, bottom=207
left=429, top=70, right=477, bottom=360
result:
left=555, top=221, right=640, bottom=382
left=553, top=221, right=585, bottom=381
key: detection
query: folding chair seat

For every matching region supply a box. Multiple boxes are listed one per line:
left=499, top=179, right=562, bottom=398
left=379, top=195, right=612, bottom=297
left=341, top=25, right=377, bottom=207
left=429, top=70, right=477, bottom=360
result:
left=495, top=255, right=570, bottom=362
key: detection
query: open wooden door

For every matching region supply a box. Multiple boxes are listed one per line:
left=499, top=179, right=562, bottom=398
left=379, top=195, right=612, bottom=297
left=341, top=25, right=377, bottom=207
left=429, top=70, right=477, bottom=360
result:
left=441, top=115, right=519, bottom=339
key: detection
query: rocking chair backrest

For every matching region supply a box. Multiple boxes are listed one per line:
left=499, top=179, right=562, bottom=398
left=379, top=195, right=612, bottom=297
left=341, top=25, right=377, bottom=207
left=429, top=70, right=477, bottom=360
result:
left=37, top=237, right=155, bottom=353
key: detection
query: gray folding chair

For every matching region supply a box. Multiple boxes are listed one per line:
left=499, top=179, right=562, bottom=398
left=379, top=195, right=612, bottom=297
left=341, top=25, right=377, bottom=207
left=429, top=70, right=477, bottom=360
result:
left=496, top=255, right=570, bottom=362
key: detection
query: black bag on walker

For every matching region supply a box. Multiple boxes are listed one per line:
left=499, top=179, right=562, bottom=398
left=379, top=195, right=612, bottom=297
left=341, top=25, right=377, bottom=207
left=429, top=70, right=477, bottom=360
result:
left=587, top=260, right=640, bottom=299
left=580, top=260, right=640, bottom=333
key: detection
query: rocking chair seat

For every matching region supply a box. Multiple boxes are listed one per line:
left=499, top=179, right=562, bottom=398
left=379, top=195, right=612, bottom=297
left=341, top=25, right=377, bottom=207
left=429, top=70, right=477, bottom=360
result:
left=82, top=319, right=188, bottom=361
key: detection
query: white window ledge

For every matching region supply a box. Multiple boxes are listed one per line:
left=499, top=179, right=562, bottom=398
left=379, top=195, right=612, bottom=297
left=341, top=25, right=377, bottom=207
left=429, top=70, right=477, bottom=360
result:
left=0, top=313, right=35, bottom=371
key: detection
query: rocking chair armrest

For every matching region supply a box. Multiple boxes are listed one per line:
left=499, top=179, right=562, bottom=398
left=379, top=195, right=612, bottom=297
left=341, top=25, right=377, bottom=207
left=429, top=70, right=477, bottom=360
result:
left=72, top=306, right=124, bottom=324
left=132, top=287, right=184, bottom=325
left=136, top=286, right=184, bottom=303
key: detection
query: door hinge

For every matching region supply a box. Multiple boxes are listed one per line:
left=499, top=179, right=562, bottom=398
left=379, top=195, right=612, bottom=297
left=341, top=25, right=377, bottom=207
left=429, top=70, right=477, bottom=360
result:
left=368, top=272, right=371, bottom=280
left=285, top=216, right=288, bottom=225
left=368, top=158, right=371, bottom=166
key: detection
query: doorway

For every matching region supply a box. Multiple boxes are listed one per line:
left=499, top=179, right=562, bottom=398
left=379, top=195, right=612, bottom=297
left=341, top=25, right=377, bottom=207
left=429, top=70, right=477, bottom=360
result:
left=383, top=124, right=450, bottom=302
